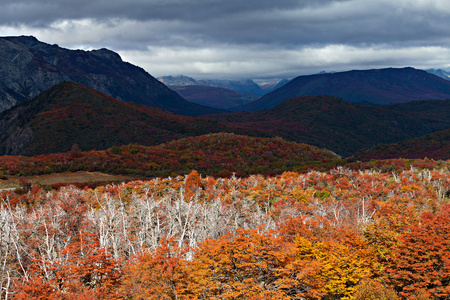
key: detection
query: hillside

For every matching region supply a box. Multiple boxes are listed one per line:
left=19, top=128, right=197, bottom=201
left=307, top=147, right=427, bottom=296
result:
left=0, top=81, right=226, bottom=156
left=354, top=128, right=450, bottom=160
left=0, top=36, right=221, bottom=116
left=0, top=132, right=343, bottom=178
left=386, top=98, right=450, bottom=122
left=234, top=67, right=450, bottom=111
left=169, top=85, right=257, bottom=109
left=207, top=95, right=450, bottom=156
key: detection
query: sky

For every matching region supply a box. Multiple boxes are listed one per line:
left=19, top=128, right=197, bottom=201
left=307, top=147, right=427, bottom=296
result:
left=2, top=0, right=450, bottom=80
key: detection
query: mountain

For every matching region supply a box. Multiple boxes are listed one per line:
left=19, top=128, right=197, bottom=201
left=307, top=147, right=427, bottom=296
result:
left=199, top=79, right=264, bottom=96
left=354, top=128, right=450, bottom=161
left=0, top=36, right=221, bottom=116
left=426, top=69, right=450, bottom=81
left=207, top=95, right=450, bottom=156
left=169, top=85, right=258, bottom=109
left=233, top=67, right=450, bottom=111
left=258, top=79, right=290, bottom=94
left=158, top=75, right=265, bottom=96
left=158, top=75, right=199, bottom=86
left=0, top=81, right=226, bottom=156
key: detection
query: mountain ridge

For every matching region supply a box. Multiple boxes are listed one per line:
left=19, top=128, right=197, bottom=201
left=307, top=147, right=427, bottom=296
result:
left=233, top=67, right=450, bottom=111
left=0, top=35, right=222, bottom=116
left=158, top=75, right=265, bottom=96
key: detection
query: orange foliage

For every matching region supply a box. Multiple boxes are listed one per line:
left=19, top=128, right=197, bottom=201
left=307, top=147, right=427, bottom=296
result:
left=185, top=170, right=202, bottom=200
left=384, top=205, right=450, bottom=299
left=4, top=164, right=450, bottom=299
left=15, top=232, right=122, bottom=299
left=188, top=228, right=298, bottom=299
left=121, top=237, right=190, bottom=299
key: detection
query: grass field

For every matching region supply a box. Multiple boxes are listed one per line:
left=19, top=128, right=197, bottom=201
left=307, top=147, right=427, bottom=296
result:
left=0, top=171, right=140, bottom=189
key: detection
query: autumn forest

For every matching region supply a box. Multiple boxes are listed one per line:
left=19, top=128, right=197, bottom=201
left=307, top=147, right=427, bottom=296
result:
left=2, top=155, right=450, bottom=299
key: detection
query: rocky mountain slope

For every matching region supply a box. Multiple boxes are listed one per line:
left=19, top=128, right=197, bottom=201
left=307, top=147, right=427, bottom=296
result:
left=0, top=36, right=221, bottom=116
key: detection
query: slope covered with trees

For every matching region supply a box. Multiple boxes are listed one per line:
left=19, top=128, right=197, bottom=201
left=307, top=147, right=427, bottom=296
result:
left=208, top=96, right=450, bottom=156
left=0, top=132, right=343, bottom=178
left=0, top=81, right=226, bottom=155
left=3, top=83, right=450, bottom=157
left=355, top=128, right=450, bottom=160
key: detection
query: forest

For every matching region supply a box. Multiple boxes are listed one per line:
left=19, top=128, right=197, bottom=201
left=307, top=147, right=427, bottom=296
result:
left=2, top=160, right=450, bottom=299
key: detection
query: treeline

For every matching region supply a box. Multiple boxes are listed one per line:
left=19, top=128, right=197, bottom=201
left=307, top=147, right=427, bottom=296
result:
left=2, top=166, right=450, bottom=298
left=0, top=133, right=344, bottom=178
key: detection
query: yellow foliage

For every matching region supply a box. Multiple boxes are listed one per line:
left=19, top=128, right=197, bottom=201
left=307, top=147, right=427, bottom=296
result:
left=294, top=235, right=374, bottom=299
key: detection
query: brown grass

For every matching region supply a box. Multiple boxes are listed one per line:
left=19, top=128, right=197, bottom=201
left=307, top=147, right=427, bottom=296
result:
left=0, top=171, right=140, bottom=189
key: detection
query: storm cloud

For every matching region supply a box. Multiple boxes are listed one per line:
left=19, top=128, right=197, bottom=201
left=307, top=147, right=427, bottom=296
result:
left=2, top=0, right=450, bottom=79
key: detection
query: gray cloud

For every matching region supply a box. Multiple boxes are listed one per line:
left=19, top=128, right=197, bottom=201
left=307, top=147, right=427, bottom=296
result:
left=1, top=0, right=450, bottom=79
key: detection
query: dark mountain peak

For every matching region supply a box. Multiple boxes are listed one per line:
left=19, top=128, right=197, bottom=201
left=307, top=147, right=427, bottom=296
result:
left=2, top=35, right=39, bottom=44
left=90, top=48, right=123, bottom=62
left=233, top=67, right=450, bottom=111
left=0, top=35, right=221, bottom=116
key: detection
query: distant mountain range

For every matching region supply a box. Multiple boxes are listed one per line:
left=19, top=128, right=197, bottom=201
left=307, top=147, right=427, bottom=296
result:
left=168, top=85, right=258, bottom=109
left=0, top=81, right=226, bottom=155
left=233, top=67, right=450, bottom=111
left=158, top=75, right=289, bottom=96
left=0, top=36, right=221, bottom=116
left=257, top=79, right=290, bottom=94
left=426, top=69, right=450, bottom=80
